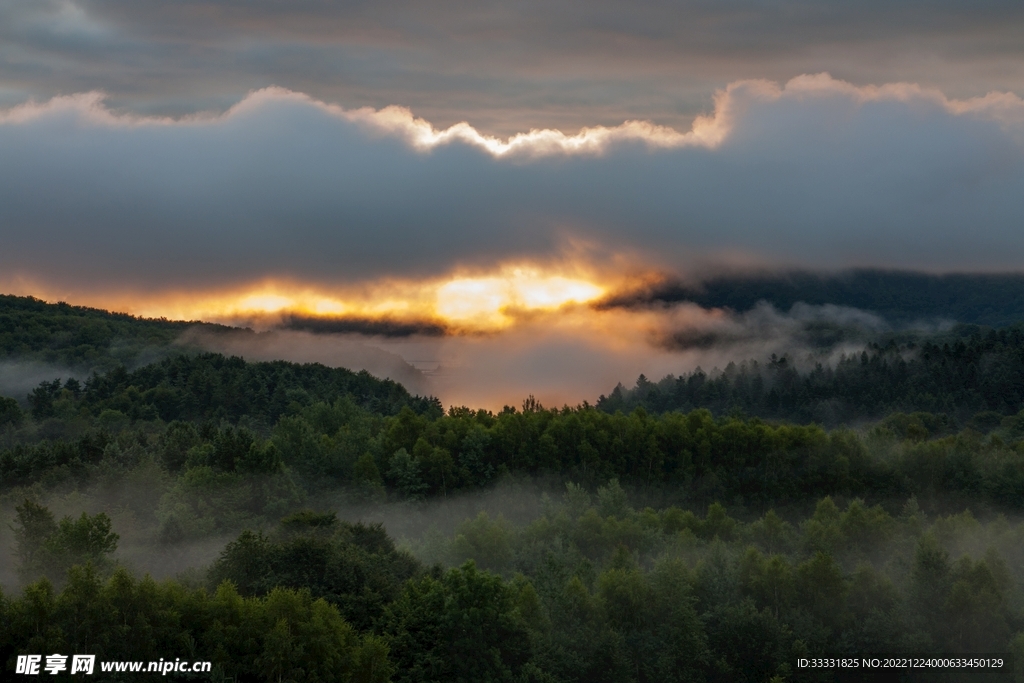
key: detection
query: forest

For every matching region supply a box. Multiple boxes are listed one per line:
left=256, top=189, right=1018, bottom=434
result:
left=597, top=327, right=1024, bottom=425
left=2, top=295, right=1023, bottom=681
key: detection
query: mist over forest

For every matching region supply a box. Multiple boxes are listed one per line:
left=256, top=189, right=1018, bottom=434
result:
left=1, top=290, right=1023, bottom=682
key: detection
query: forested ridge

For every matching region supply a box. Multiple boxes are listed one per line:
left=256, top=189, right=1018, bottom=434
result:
left=22, top=352, right=441, bottom=426
left=7, top=383, right=1024, bottom=515
left=599, top=328, right=1024, bottom=426
left=626, top=269, right=1024, bottom=327
left=3, top=301, right=1024, bottom=681
left=0, top=294, right=226, bottom=372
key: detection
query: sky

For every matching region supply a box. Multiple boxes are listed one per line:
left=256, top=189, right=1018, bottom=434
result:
left=3, top=0, right=1024, bottom=408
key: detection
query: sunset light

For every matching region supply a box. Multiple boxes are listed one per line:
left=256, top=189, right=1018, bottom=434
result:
left=435, top=270, right=605, bottom=326
left=236, top=293, right=294, bottom=313
left=96, top=266, right=610, bottom=333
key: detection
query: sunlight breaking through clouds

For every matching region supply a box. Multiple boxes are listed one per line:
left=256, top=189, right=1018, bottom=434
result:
left=86, top=266, right=611, bottom=334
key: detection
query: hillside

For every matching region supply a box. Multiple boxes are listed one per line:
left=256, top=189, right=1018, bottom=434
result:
left=4, top=295, right=1024, bottom=681
left=0, top=294, right=226, bottom=371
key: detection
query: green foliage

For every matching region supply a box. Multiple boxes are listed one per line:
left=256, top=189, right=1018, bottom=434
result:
left=12, top=501, right=118, bottom=583
left=209, top=516, right=421, bottom=631
left=459, top=423, right=495, bottom=486
left=12, top=499, right=58, bottom=577
left=157, top=464, right=304, bottom=541
left=0, top=395, right=23, bottom=427
left=450, top=512, right=514, bottom=573
left=74, top=352, right=440, bottom=426
left=0, top=566, right=389, bottom=683
left=0, top=294, right=208, bottom=372
left=158, top=419, right=201, bottom=472
left=387, top=448, right=427, bottom=499
left=382, top=561, right=532, bottom=683
left=404, top=488, right=1024, bottom=681
left=13, top=344, right=1024, bottom=516
left=532, top=573, right=628, bottom=683
left=596, top=558, right=708, bottom=682
left=353, top=452, right=386, bottom=501
left=48, top=512, right=119, bottom=565
left=6, top=490, right=1024, bottom=683
left=596, top=478, right=629, bottom=518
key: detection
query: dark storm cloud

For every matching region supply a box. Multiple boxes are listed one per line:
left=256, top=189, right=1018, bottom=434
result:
left=1, top=76, right=1023, bottom=296
left=2, top=1, right=1024, bottom=130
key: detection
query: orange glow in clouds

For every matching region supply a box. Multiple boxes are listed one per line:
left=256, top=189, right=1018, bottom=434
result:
left=115, top=266, right=608, bottom=332
left=436, top=270, right=604, bottom=327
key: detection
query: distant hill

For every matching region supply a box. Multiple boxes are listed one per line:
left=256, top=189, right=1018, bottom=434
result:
left=26, top=351, right=441, bottom=427
left=599, top=327, right=1024, bottom=426
left=0, top=294, right=430, bottom=402
left=608, top=269, right=1024, bottom=326
left=0, top=294, right=227, bottom=372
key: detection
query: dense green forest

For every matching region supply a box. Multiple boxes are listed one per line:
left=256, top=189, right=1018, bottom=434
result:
left=3, top=298, right=1024, bottom=681
left=6, top=492, right=1022, bottom=682
left=8, top=374, right=1024, bottom=516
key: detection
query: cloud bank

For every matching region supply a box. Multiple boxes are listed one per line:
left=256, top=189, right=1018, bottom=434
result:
left=3, top=0, right=1024, bottom=133
left=1, top=74, right=1023, bottom=309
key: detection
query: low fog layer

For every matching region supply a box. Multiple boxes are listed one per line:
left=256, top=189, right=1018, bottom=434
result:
left=0, top=296, right=946, bottom=413
left=0, top=361, right=82, bottom=405
left=366, top=301, right=937, bottom=409
left=175, top=301, right=929, bottom=410
left=0, top=474, right=556, bottom=591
